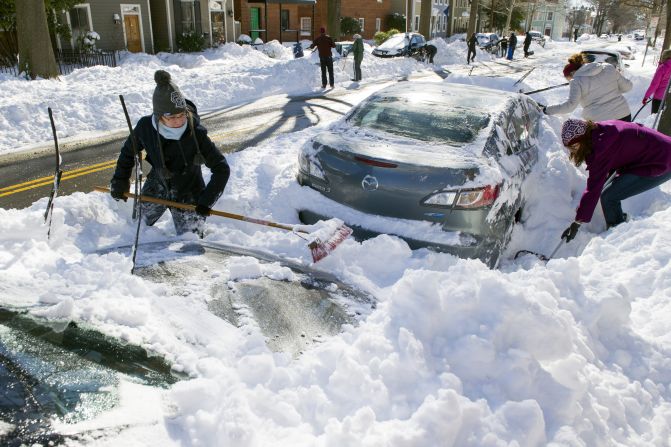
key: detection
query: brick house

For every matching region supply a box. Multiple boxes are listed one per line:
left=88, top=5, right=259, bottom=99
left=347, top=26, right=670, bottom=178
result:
left=234, top=0, right=394, bottom=43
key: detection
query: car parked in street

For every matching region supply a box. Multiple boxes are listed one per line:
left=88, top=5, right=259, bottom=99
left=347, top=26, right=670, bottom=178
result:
left=634, top=30, right=645, bottom=40
left=476, top=33, right=500, bottom=53
left=296, top=82, right=543, bottom=267
left=372, top=32, right=427, bottom=60
left=581, top=49, right=626, bottom=71
left=528, top=30, right=546, bottom=47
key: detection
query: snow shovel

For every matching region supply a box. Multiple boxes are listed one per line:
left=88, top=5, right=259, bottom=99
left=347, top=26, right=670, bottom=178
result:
left=93, top=186, right=352, bottom=263
left=632, top=99, right=650, bottom=122
left=521, top=82, right=569, bottom=95
left=514, top=239, right=564, bottom=262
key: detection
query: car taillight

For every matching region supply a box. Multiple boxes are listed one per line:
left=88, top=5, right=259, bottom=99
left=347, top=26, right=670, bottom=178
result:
left=455, top=185, right=499, bottom=208
left=299, top=152, right=326, bottom=181
left=422, top=185, right=499, bottom=209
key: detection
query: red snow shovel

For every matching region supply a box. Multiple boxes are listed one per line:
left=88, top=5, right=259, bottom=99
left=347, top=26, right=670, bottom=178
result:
left=94, top=186, right=352, bottom=263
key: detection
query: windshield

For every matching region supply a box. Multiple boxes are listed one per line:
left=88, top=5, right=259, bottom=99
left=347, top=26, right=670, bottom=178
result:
left=378, top=34, right=408, bottom=50
left=348, top=95, right=491, bottom=145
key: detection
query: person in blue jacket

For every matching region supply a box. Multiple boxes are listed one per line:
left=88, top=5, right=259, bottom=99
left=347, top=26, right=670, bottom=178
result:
left=110, top=70, right=230, bottom=236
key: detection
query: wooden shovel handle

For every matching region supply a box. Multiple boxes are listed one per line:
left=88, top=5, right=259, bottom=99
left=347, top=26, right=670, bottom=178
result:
left=93, top=186, right=305, bottom=233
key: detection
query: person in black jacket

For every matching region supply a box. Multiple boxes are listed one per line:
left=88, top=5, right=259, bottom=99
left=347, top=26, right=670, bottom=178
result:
left=523, top=31, right=532, bottom=57
left=467, top=33, right=477, bottom=64
left=499, top=36, right=508, bottom=58
left=110, top=70, right=230, bottom=236
left=507, top=32, right=517, bottom=60
left=310, top=27, right=335, bottom=88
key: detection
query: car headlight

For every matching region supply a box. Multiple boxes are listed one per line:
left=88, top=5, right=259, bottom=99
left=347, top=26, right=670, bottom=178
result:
left=422, top=185, right=500, bottom=209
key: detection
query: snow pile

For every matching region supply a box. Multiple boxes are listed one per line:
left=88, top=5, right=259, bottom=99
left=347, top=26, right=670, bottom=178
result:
left=1, top=37, right=670, bottom=446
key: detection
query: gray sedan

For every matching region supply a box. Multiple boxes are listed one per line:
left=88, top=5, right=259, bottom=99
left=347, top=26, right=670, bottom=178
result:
left=297, top=82, right=542, bottom=267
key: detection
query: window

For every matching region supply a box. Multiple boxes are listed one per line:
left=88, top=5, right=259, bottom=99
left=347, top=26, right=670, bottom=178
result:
left=547, top=12, right=553, bottom=21
left=375, top=18, right=381, bottom=32
left=300, top=17, right=311, bottom=36
left=358, top=18, right=364, bottom=32
left=69, top=4, right=91, bottom=41
left=281, top=10, right=289, bottom=30
left=414, top=15, right=419, bottom=31
left=533, top=12, right=541, bottom=21
left=181, top=0, right=196, bottom=33
left=442, top=16, right=447, bottom=31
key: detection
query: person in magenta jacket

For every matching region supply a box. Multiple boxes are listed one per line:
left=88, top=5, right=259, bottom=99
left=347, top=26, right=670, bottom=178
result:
left=643, top=49, right=671, bottom=113
left=559, top=118, right=671, bottom=242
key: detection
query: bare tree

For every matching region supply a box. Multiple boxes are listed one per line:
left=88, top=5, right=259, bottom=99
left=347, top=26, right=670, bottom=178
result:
left=469, top=0, right=481, bottom=35
left=505, top=0, right=516, bottom=33
left=16, top=0, right=58, bottom=79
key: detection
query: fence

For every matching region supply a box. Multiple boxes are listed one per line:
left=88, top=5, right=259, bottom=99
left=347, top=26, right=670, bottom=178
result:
left=55, top=49, right=118, bottom=75
left=0, top=49, right=118, bottom=78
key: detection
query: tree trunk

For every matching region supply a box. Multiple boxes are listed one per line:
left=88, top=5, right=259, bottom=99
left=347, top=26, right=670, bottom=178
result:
left=420, top=0, right=432, bottom=37
left=663, top=0, right=671, bottom=51
left=657, top=91, right=671, bottom=136
left=504, top=0, right=516, bottom=33
left=16, top=0, right=59, bottom=79
left=468, top=0, right=479, bottom=35
left=327, top=0, right=341, bottom=40
left=406, top=0, right=414, bottom=32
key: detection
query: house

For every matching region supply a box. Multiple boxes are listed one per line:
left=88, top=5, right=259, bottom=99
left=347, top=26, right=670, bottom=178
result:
left=56, top=1, right=237, bottom=54
left=234, top=0, right=393, bottom=43
left=519, top=0, right=567, bottom=40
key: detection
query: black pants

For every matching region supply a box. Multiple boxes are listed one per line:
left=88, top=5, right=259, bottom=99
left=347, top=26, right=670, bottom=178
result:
left=467, top=48, right=476, bottom=63
left=141, top=178, right=205, bottom=236
left=652, top=98, right=662, bottom=113
left=353, top=58, right=362, bottom=81
left=523, top=46, right=530, bottom=57
left=320, top=56, right=334, bottom=87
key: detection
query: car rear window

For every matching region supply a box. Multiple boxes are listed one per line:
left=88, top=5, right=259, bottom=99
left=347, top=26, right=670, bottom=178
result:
left=378, top=34, right=407, bottom=50
left=348, top=95, right=491, bottom=145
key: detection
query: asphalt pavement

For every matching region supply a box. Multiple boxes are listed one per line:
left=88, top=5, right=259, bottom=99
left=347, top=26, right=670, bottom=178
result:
left=0, top=78, right=424, bottom=210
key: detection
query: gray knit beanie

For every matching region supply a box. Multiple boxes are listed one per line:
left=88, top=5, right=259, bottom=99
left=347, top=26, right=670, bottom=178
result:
left=152, top=70, right=186, bottom=116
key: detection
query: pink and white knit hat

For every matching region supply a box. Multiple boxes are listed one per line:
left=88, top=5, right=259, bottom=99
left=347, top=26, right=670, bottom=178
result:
left=561, top=119, right=588, bottom=146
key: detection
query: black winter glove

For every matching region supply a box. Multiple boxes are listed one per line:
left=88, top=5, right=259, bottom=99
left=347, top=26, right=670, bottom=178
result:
left=561, top=221, right=581, bottom=242
left=542, top=106, right=547, bottom=114
left=195, top=204, right=211, bottom=217
left=110, top=180, right=129, bottom=202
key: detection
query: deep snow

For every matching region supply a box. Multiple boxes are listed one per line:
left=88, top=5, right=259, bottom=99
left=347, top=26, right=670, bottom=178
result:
left=1, top=35, right=671, bottom=446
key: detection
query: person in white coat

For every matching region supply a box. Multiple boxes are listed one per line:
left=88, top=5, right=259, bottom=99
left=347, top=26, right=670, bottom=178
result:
left=544, top=53, right=633, bottom=122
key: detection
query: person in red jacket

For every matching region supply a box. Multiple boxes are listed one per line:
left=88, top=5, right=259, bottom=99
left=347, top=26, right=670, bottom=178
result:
left=643, top=49, right=671, bottom=113
left=559, top=118, right=671, bottom=242
left=309, top=27, right=335, bottom=88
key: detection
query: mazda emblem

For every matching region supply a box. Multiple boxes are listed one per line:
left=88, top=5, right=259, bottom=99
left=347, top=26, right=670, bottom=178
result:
left=361, top=175, right=378, bottom=191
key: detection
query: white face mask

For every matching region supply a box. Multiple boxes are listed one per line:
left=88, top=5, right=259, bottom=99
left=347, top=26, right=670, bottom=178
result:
left=157, top=119, right=187, bottom=140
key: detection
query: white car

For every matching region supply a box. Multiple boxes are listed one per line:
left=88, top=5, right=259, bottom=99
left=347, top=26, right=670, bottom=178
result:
left=634, top=31, right=645, bottom=40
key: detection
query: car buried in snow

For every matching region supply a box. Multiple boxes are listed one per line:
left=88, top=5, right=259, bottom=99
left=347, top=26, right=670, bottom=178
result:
left=296, top=82, right=542, bottom=267
left=371, top=32, right=427, bottom=61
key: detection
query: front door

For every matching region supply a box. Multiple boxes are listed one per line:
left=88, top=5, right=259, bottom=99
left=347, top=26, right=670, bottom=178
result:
left=124, top=15, right=142, bottom=52
left=250, top=8, right=260, bottom=40
left=211, top=11, right=226, bottom=45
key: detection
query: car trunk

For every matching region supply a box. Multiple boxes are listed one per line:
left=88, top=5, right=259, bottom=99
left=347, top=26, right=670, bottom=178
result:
left=314, top=141, right=478, bottom=223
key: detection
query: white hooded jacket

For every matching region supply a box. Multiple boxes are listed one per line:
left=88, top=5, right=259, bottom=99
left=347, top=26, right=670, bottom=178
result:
left=545, top=62, right=633, bottom=121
